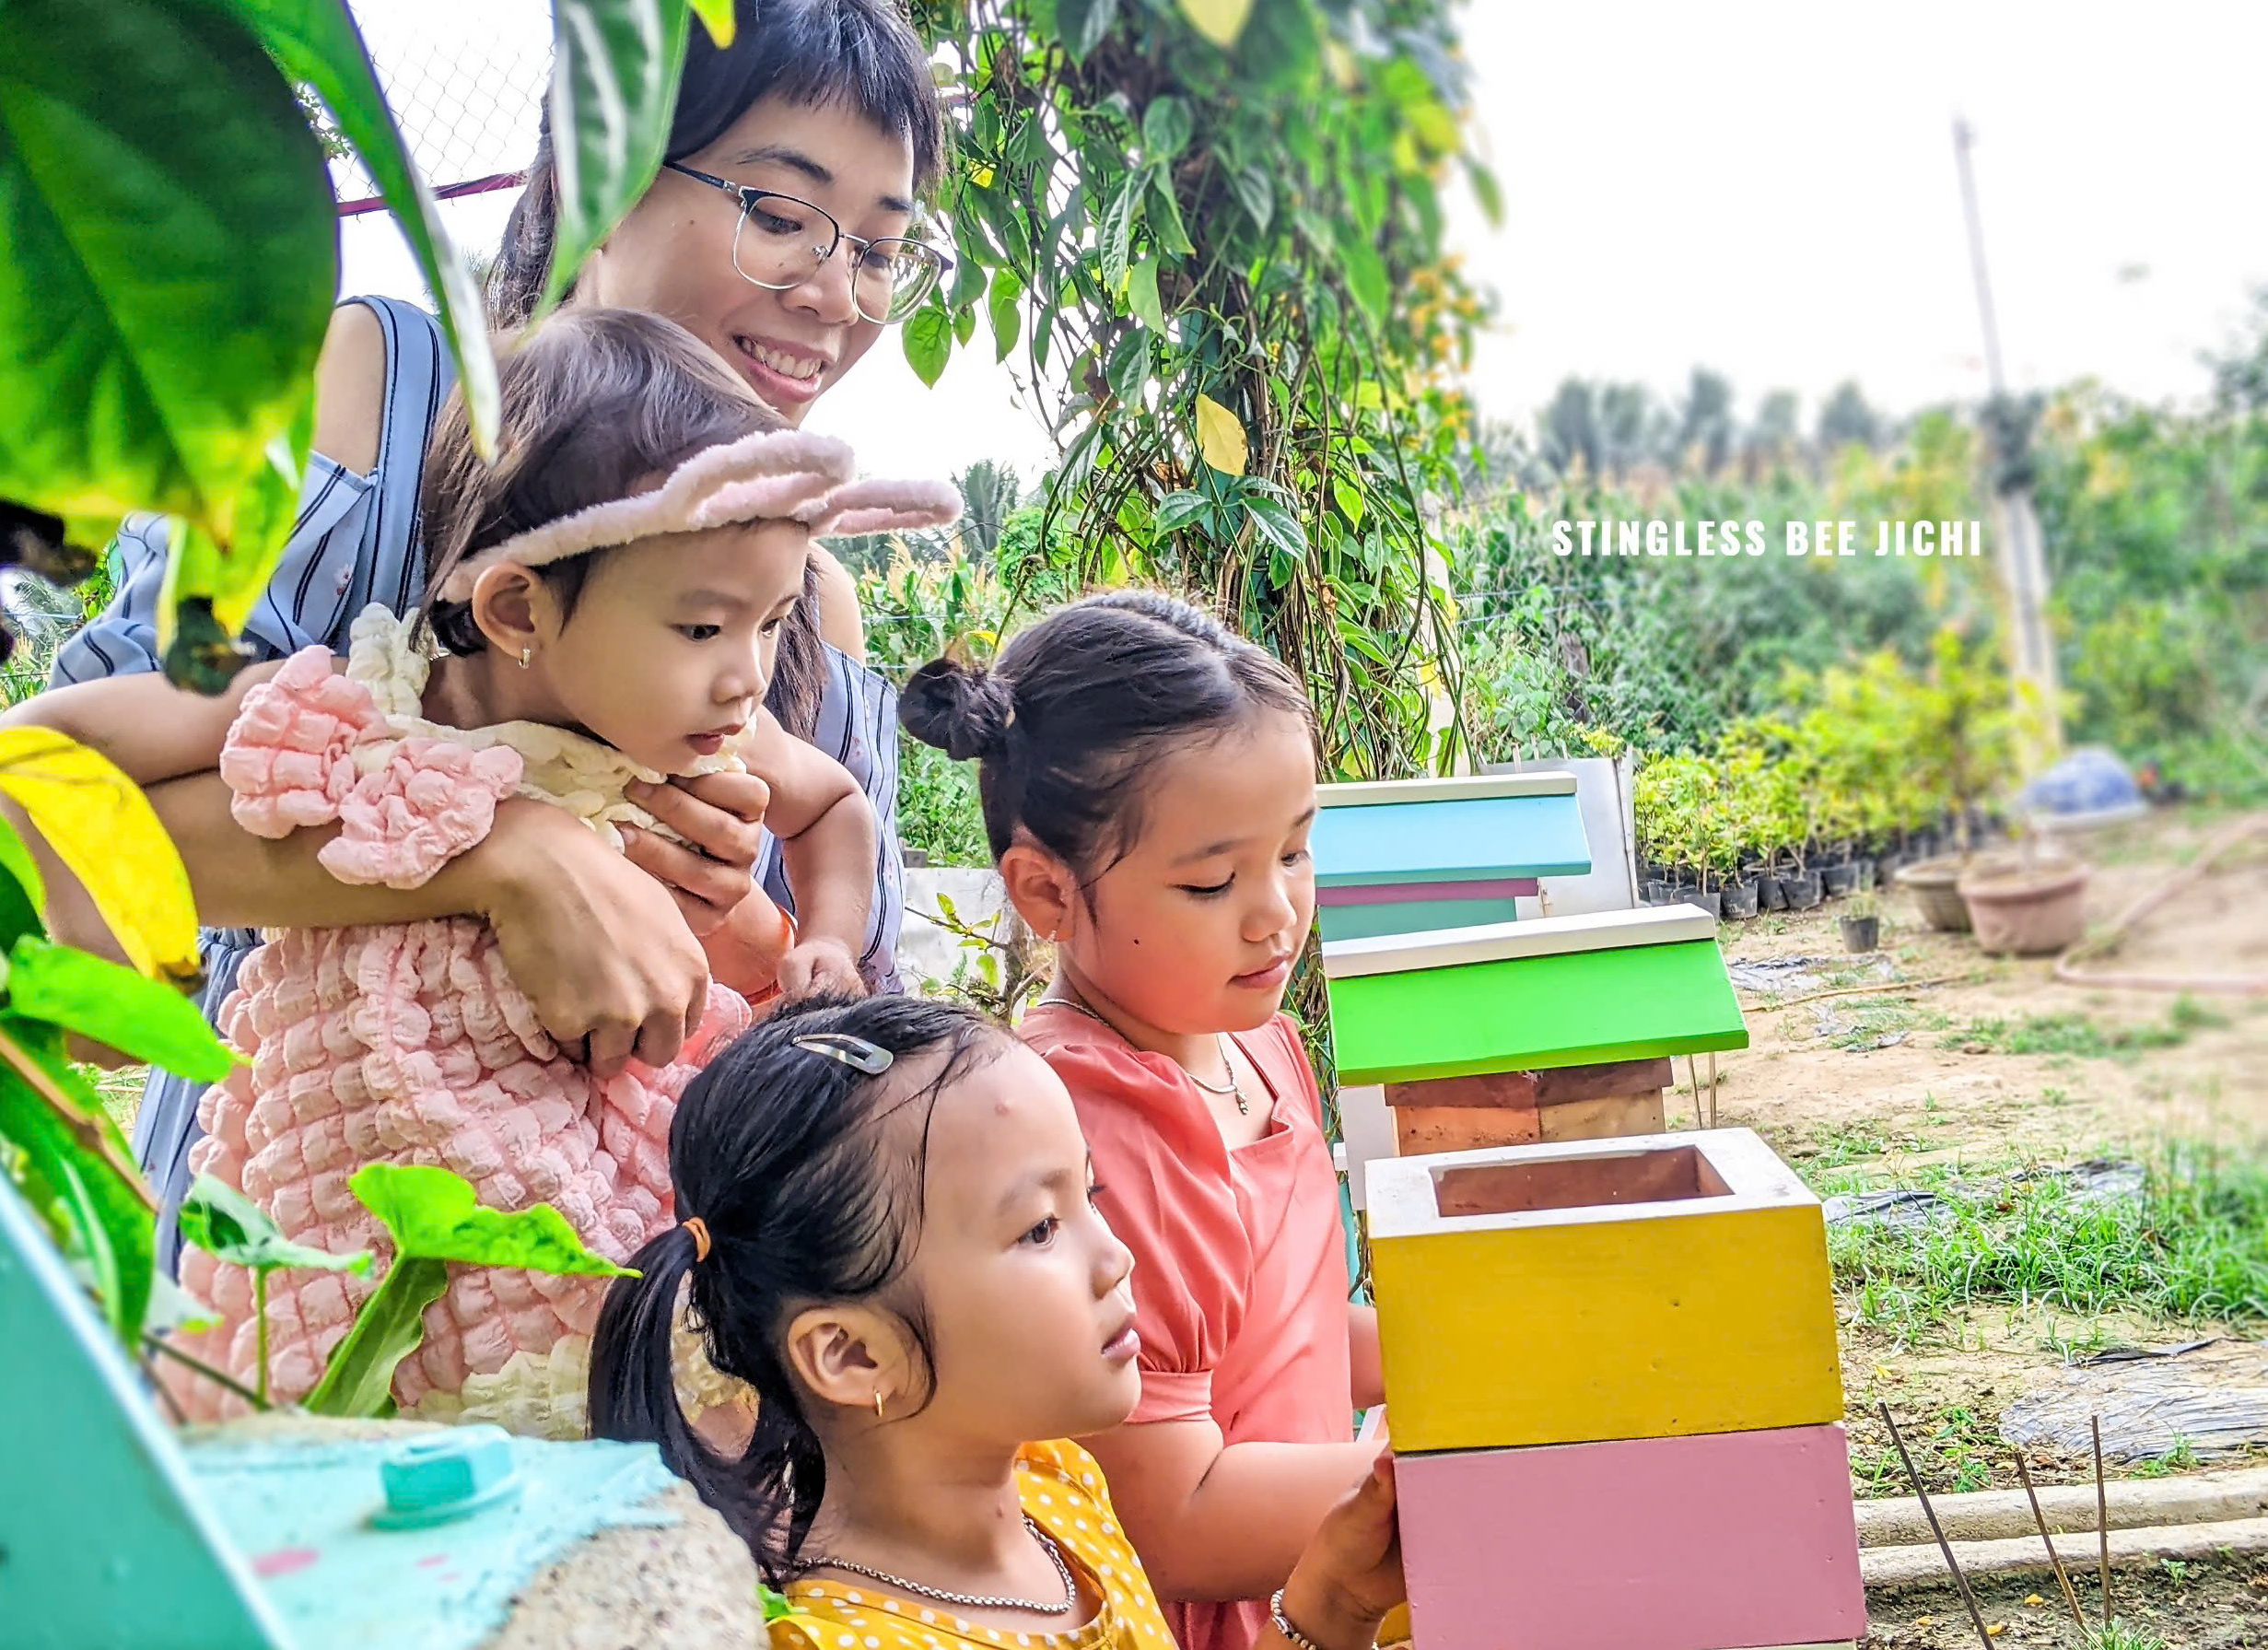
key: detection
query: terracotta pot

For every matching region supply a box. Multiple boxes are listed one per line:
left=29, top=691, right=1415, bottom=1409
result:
left=1896, top=855, right=1973, bottom=931
left=1958, top=858, right=2089, bottom=956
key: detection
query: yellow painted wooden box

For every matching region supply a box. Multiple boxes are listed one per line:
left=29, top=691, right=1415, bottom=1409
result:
left=1368, top=1128, right=1843, bottom=1453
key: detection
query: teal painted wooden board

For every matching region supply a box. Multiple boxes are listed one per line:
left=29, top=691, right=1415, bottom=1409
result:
left=1327, top=938, right=1749, bottom=1085
left=1318, top=895, right=1524, bottom=942
left=1311, top=792, right=1592, bottom=887
left=0, top=1176, right=287, bottom=1649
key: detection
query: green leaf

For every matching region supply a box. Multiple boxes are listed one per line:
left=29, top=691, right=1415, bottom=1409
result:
left=1106, top=327, right=1152, bottom=404
left=215, top=0, right=501, bottom=456
left=1341, top=236, right=1390, bottom=327
left=1058, top=0, right=1120, bottom=64
left=540, top=0, right=693, bottom=316
left=351, top=1163, right=638, bottom=1276
left=1153, top=490, right=1209, bottom=534
left=1101, top=172, right=1141, bottom=294
left=1141, top=96, right=1192, bottom=160
left=0, top=0, right=333, bottom=624
left=1146, top=175, right=1195, bottom=258
left=988, top=267, right=1024, bottom=362
left=1333, top=475, right=1367, bottom=527
left=180, top=1174, right=372, bottom=1277
left=1245, top=495, right=1305, bottom=557
left=1228, top=163, right=1274, bottom=233
left=953, top=303, right=977, bottom=347
left=0, top=1057, right=154, bottom=1344
left=6, top=936, right=236, bottom=1082
left=302, top=1255, right=446, bottom=1417
left=1127, top=258, right=1167, bottom=336
left=0, top=813, right=46, bottom=949
left=904, top=305, right=953, bottom=387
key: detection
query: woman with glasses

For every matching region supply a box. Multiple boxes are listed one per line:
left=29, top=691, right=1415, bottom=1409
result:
left=50, top=0, right=950, bottom=1271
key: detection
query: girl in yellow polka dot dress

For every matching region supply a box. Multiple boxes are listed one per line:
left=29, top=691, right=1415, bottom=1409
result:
left=589, top=995, right=1402, bottom=1650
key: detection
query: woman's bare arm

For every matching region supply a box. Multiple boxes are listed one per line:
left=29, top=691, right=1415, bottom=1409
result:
left=810, top=546, right=866, bottom=662
left=1, top=663, right=281, bottom=787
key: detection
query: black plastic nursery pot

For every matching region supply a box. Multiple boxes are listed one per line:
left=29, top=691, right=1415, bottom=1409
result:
left=1756, top=872, right=1788, bottom=911
left=1821, top=861, right=1859, bottom=897
left=1720, top=878, right=1759, bottom=919
left=1853, top=857, right=1877, bottom=892
left=1783, top=870, right=1824, bottom=910
left=1688, top=888, right=1724, bottom=919
left=1840, top=914, right=1880, bottom=953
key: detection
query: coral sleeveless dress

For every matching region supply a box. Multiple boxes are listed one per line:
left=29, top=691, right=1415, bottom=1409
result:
left=170, top=605, right=780, bottom=1435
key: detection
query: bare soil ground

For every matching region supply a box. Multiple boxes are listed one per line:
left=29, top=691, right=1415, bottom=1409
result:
left=1697, top=809, right=2268, bottom=1645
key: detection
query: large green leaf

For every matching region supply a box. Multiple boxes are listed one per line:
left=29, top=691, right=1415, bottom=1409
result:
left=1058, top=0, right=1120, bottom=64
left=0, top=0, right=334, bottom=618
left=905, top=305, right=953, bottom=387
left=0, top=1056, right=154, bottom=1344
left=352, top=1163, right=637, bottom=1276
left=180, top=1174, right=372, bottom=1277
left=6, top=936, right=237, bottom=1082
left=301, top=1254, right=446, bottom=1417
left=209, top=0, right=500, bottom=456
left=541, top=0, right=693, bottom=317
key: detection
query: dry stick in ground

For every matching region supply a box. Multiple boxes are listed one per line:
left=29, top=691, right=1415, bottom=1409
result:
left=1880, top=1402, right=1996, bottom=1650
left=2015, top=1448, right=2087, bottom=1633
left=2095, top=1416, right=2112, bottom=1631
left=1742, top=971, right=1987, bottom=1013
left=1706, top=1050, right=1718, bottom=1128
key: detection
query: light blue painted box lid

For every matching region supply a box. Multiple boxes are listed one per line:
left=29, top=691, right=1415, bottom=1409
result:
left=1313, top=773, right=1593, bottom=888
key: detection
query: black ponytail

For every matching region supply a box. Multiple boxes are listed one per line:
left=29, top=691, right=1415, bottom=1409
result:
left=900, top=590, right=1316, bottom=879
left=589, top=993, right=1007, bottom=1581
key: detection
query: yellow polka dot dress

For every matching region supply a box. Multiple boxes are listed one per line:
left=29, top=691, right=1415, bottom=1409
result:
left=768, top=1441, right=1177, bottom=1650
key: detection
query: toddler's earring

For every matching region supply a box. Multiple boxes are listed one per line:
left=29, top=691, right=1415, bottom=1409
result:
left=517, top=645, right=532, bottom=670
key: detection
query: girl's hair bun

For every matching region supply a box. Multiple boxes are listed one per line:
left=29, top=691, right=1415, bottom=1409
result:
left=900, top=657, right=1014, bottom=762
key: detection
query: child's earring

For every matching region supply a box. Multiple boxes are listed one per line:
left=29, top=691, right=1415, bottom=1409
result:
left=517, top=645, right=532, bottom=670
left=873, top=1390, right=887, bottom=1422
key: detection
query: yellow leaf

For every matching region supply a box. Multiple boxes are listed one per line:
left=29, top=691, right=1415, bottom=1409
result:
left=1195, top=393, right=1247, bottom=476
left=1177, top=0, right=1255, bottom=49
left=687, top=0, right=734, bottom=44
left=2024, top=1595, right=2045, bottom=1608
left=0, top=729, right=200, bottom=987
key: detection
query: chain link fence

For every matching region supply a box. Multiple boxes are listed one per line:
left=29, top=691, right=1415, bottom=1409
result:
left=333, top=0, right=549, bottom=216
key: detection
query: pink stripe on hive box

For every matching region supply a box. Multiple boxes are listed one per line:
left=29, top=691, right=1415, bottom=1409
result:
left=1315, top=877, right=1539, bottom=907
left=1397, top=1423, right=1868, bottom=1650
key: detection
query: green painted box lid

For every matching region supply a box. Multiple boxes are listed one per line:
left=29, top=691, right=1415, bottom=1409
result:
left=1323, top=906, right=1749, bottom=1084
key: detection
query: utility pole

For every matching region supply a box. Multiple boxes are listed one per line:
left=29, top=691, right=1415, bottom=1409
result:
left=1953, top=117, right=2061, bottom=771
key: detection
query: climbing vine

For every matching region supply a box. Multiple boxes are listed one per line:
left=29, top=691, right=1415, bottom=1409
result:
left=906, top=0, right=1492, bottom=778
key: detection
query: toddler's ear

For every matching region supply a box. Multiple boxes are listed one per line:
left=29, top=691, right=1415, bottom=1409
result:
left=999, top=841, right=1075, bottom=947
left=468, top=561, right=546, bottom=656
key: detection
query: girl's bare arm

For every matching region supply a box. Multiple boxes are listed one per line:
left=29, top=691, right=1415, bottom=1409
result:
left=1077, top=1417, right=1383, bottom=1602
left=736, top=708, right=875, bottom=991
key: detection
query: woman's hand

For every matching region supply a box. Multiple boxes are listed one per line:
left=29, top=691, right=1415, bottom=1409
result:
left=777, top=935, right=864, bottom=1001
left=472, top=802, right=713, bottom=1075
left=1274, top=1453, right=1402, bottom=1650
left=619, top=772, right=771, bottom=936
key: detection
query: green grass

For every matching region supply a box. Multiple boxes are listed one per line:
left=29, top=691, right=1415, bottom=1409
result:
left=1821, top=1146, right=2268, bottom=1341
left=1792, top=1119, right=1936, bottom=1167
left=2089, top=1621, right=2174, bottom=1650
left=1849, top=1403, right=2003, bottom=1496
left=1941, top=997, right=2228, bottom=1059
left=1828, top=997, right=1953, bottom=1050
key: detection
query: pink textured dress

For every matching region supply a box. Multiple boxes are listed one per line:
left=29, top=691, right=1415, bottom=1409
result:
left=1022, top=1006, right=1356, bottom=1650
left=170, top=605, right=777, bottom=1435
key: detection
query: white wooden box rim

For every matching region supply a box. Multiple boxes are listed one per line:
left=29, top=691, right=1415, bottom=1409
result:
left=1321, top=903, right=1717, bottom=980
left=1317, top=771, right=1578, bottom=808
left=1367, top=1126, right=1817, bottom=1241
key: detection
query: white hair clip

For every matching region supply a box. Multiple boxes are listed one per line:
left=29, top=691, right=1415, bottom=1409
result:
left=791, top=1033, right=895, bottom=1075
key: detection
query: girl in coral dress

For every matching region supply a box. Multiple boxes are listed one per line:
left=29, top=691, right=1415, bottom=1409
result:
left=30, top=309, right=955, bottom=1434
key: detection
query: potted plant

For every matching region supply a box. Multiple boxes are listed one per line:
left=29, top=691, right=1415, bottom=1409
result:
left=1893, top=626, right=2016, bottom=931
left=1838, top=893, right=1882, bottom=954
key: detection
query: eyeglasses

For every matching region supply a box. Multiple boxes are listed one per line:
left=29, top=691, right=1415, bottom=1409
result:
left=664, top=162, right=953, bottom=326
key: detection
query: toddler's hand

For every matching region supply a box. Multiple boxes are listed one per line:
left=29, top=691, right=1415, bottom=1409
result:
left=777, top=937, right=864, bottom=1001
left=1276, top=1452, right=1402, bottom=1650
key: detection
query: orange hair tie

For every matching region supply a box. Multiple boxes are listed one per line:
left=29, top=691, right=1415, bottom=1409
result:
left=682, top=1216, right=712, bottom=1263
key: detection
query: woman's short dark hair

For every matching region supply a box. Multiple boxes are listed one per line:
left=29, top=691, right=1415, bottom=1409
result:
left=416, top=308, right=786, bottom=655
left=898, top=591, right=1315, bottom=880
left=488, top=0, right=945, bottom=328
left=588, top=994, right=1007, bottom=1583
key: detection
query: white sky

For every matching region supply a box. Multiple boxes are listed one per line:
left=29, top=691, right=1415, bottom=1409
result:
left=341, top=0, right=2268, bottom=482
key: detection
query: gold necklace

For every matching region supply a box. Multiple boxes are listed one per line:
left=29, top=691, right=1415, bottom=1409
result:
left=1036, top=996, right=1250, bottom=1116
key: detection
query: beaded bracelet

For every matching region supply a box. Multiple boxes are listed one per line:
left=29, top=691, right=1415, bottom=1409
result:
left=1267, top=1588, right=1327, bottom=1650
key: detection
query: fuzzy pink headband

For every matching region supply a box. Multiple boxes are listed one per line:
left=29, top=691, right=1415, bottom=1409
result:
left=436, top=428, right=963, bottom=602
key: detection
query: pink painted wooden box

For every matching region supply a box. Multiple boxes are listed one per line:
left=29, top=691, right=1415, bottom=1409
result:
left=1397, top=1423, right=1867, bottom=1650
